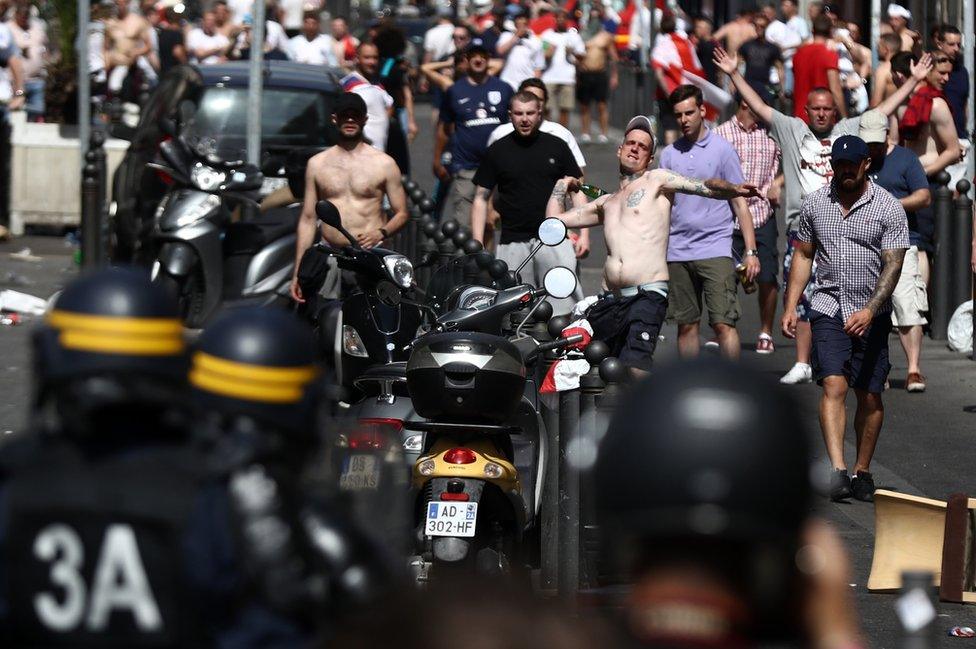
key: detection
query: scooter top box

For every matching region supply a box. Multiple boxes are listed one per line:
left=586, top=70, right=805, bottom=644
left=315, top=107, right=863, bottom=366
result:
left=406, top=332, right=526, bottom=424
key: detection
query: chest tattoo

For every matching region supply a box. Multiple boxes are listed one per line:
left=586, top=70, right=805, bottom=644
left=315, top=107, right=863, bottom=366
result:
left=626, top=189, right=646, bottom=208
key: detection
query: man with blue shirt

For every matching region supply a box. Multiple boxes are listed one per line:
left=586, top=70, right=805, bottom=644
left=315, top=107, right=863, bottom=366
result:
left=659, top=85, right=760, bottom=360
left=860, top=110, right=931, bottom=393
left=435, top=40, right=514, bottom=228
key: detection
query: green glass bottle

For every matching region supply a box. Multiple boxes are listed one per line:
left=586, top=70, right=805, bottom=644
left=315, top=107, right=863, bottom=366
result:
left=579, top=183, right=607, bottom=199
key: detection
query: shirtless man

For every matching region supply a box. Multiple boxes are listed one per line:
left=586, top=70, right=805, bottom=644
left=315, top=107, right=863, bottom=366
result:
left=104, top=0, right=154, bottom=93
left=289, top=93, right=408, bottom=303
left=576, top=5, right=618, bottom=143
left=546, top=116, right=758, bottom=374
left=713, top=8, right=756, bottom=64
left=213, top=1, right=242, bottom=41
left=870, top=33, right=901, bottom=108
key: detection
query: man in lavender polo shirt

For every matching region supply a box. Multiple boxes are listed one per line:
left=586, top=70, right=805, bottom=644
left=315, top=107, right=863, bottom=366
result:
left=659, top=85, right=760, bottom=360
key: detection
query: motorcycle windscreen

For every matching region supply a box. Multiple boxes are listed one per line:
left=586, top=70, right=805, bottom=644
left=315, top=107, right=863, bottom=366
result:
left=425, top=252, right=497, bottom=316
left=318, top=414, right=413, bottom=558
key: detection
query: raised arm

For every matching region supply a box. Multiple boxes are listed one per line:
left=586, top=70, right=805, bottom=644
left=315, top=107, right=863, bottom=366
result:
left=547, top=176, right=607, bottom=228
left=826, top=69, right=847, bottom=118
left=712, top=47, right=774, bottom=124
left=875, top=52, right=932, bottom=117
left=651, top=168, right=759, bottom=200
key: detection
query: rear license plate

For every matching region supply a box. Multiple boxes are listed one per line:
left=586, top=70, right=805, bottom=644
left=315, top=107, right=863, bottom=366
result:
left=425, top=501, right=478, bottom=538
left=339, top=454, right=379, bottom=491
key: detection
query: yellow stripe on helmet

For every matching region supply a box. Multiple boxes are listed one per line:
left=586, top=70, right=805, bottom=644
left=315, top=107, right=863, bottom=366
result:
left=48, top=310, right=185, bottom=356
left=189, top=351, right=318, bottom=404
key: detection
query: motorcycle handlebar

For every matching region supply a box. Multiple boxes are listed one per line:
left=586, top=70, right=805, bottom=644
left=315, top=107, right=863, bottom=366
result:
left=536, top=333, right=584, bottom=354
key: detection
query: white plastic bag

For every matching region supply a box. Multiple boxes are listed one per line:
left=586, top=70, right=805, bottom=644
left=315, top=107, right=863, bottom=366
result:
left=947, top=300, right=973, bottom=354
left=0, top=289, right=47, bottom=316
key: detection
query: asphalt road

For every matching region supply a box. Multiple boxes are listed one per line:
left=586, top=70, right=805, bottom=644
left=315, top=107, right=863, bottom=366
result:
left=2, top=103, right=976, bottom=645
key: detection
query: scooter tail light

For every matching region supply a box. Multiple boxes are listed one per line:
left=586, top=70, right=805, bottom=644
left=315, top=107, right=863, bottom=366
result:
left=439, top=492, right=470, bottom=501
left=349, top=418, right=403, bottom=450
left=443, top=448, right=477, bottom=464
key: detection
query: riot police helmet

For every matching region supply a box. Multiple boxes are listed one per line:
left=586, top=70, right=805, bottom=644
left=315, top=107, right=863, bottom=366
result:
left=189, top=306, right=322, bottom=455
left=32, top=267, right=188, bottom=431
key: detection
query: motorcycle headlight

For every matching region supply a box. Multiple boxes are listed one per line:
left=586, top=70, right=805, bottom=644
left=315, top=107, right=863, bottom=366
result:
left=190, top=162, right=226, bottom=192
left=175, top=193, right=221, bottom=228
left=383, top=255, right=414, bottom=289
left=342, top=325, right=369, bottom=358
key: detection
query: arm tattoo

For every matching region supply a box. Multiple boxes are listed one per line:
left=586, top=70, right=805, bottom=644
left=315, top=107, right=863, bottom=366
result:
left=865, top=248, right=906, bottom=313
left=551, top=181, right=568, bottom=204
left=662, top=172, right=736, bottom=199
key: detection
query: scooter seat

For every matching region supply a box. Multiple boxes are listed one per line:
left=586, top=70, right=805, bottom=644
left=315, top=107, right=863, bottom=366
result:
left=358, top=361, right=408, bottom=382
left=225, top=207, right=299, bottom=254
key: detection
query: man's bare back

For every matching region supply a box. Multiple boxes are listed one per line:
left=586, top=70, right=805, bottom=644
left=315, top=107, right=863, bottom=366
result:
left=580, top=30, right=613, bottom=72
left=304, top=144, right=402, bottom=247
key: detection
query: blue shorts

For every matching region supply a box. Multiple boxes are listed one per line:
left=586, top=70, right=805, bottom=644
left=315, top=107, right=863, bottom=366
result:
left=809, top=310, right=892, bottom=394
left=587, top=290, right=668, bottom=372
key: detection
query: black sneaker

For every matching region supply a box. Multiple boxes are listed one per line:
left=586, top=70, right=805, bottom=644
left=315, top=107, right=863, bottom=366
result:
left=851, top=471, right=876, bottom=502
left=830, top=469, right=852, bottom=501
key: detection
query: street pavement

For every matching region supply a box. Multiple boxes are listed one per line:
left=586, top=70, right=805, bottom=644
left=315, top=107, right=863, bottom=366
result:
left=2, top=102, right=976, bottom=644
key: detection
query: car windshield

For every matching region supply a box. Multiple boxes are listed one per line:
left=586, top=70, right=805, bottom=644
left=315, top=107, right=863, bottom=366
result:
left=182, top=85, right=337, bottom=163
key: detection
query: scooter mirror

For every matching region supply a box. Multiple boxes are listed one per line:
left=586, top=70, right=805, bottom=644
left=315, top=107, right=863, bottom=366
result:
left=538, top=218, right=567, bottom=246
left=543, top=266, right=577, bottom=299
left=315, top=200, right=342, bottom=229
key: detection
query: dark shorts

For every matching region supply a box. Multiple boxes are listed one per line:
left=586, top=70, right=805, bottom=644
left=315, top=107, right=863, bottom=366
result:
left=576, top=71, right=610, bottom=103
left=666, top=257, right=740, bottom=326
left=809, top=310, right=892, bottom=394
left=587, top=290, right=668, bottom=372
left=732, top=218, right=779, bottom=285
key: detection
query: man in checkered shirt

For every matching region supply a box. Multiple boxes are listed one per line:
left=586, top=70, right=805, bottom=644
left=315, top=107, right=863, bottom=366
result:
left=716, top=89, right=783, bottom=355
left=782, top=135, right=909, bottom=503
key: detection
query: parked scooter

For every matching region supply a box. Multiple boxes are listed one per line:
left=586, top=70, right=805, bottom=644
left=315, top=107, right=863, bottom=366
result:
left=305, top=201, right=423, bottom=395
left=147, top=119, right=296, bottom=327
left=401, top=219, right=580, bottom=580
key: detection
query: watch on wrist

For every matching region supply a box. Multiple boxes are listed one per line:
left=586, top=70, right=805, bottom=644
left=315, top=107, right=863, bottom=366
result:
left=379, top=227, right=389, bottom=238
left=744, top=249, right=759, bottom=257
left=13, top=89, right=24, bottom=97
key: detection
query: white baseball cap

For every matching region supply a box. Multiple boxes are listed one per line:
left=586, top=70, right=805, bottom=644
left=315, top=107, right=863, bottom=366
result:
left=858, top=110, right=888, bottom=144
left=887, top=3, right=911, bottom=21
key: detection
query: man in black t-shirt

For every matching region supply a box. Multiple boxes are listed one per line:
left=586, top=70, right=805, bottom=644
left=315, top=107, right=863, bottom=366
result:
left=738, top=13, right=783, bottom=105
left=156, top=8, right=187, bottom=75
left=471, top=91, right=584, bottom=313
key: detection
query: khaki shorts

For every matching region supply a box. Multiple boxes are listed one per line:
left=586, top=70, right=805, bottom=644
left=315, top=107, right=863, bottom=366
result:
left=447, top=168, right=477, bottom=228
left=666, top=257, right=740, bottom=326
left=891, top=245, right=928, bottom=327
left=545, top=83, right=575, bottom=112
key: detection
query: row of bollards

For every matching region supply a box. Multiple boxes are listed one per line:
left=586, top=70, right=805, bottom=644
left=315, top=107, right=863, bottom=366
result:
left=930, top=174, right=972, bottom=341
left=80, top=130, right=108, bottom=268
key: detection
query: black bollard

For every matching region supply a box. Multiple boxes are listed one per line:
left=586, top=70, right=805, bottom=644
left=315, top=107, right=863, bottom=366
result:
left=578, top=341, right=608, bottom=589
left=557, top=382, right=581, bottom=603
left=952, top=180, right=973, bottom=314
left=539, top=345, right=560, bottom=592
left=597, top=356, right=626, bottom=411
left=91, top=131, right=107, bottom=265
left=81, top=161, right=100, bottom=268
left=931, top=171, right=953, bottom=340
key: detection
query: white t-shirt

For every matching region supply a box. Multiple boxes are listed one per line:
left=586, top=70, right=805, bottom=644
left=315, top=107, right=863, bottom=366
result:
left=187, top=28, right=229, bottom=65
left=786, top=15, right=810, bottom=42
left=227, top=0, right=253, bottom=25
left=287, top=33, right=337, bottom=66
left=234, top=20, right=289, bottom=54
left=423, top=22, right=454, bottom=61
left=279, top=0, right=304, bottom=30
left=540, top=28, right=585, bottom=85
left=765, top=19, right=802, bottom=66
left=0, top=23, right=20, bottom=100
left=342, top=73, right=394, bottom=151
left=487, top=120, right=586, bottom=169
left=498, top=31, right=544, bottom=90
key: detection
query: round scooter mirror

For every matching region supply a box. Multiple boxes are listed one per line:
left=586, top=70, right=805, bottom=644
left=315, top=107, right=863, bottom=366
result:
left=543, top=266, right=577, bottom=299
left=537, top=218, right=567, bottom=246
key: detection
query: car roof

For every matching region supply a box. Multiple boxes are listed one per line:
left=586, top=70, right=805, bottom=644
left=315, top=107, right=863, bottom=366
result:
left=194, top=60, right=343, bottom=92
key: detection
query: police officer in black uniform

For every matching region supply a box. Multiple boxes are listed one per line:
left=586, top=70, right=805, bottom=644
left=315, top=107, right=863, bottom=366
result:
left=594, top=358, right=863, bottom=648
left=0, top=267, right=216, bottom=646
left=187, top=305, right=399, bottom=642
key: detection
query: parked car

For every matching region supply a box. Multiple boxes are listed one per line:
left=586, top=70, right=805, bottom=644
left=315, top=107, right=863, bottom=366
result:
left=109, top=60, right=342, bottom=263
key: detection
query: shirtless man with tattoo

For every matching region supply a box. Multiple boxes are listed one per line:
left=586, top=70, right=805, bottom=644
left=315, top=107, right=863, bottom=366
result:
left=546, top=116, right=759, bottom=374
left=290, top=93, right=408, bottom=303
left=104, top=0, right=154, bottom=92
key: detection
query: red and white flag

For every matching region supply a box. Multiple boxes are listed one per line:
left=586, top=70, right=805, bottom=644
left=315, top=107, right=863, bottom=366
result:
left=651, top=32, right=731, bottom=121
left=540, top=319, right=593, bottom=394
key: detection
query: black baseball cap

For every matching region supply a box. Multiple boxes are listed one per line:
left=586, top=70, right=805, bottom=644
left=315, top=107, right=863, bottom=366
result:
left=333, top=92, right=367, bottom=116
left=464, top=38, right=490, bottom=57
left=831, top=135, right=870, bottom=163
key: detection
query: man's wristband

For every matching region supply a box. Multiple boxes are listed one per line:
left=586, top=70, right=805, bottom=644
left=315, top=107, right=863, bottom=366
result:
left=744, top=249, right=759, bottom=257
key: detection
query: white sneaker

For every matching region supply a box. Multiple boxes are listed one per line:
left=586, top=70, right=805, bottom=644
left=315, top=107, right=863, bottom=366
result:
left=780, top=362, right=813, bottom=384
left=579, top=133, right=592, bottom=143
left=596, top=133, right=609, bottom=143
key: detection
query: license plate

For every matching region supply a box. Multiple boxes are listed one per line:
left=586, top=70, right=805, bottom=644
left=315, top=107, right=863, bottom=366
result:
left=425, top=501, right=478, bottom=537
left=339, top=454, right=380, bottom=491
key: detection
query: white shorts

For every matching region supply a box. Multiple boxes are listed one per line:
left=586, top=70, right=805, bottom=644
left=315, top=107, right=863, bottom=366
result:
left=891, top=245, right=928, bottom=327
left=947, top=139, right=973, bottom=198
